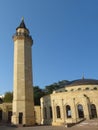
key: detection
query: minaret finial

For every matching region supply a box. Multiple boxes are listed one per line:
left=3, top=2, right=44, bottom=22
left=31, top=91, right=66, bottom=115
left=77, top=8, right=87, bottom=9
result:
left=21, top=16, right=24, bottom=21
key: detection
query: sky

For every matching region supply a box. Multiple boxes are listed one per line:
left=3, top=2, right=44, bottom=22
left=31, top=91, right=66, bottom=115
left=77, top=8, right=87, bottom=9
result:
left=0, top=0, right=98, bottom=94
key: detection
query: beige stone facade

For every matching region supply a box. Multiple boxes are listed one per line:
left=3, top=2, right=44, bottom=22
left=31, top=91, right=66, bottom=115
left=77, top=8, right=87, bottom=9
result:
left=11, top=19, right=35, bottom=125
left=0, top=103, right=12, bottom=123
left=0, top=104, right=41, bottom=125
left=34, top=106, right=41, bottom=125
left=1, top=82, right=98, bottom=126
left=40, top=79, right=98, bottom=126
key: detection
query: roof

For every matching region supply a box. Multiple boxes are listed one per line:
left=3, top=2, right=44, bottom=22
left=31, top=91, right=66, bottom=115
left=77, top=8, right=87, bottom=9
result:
left=66, top=79, right=98, bottom=87
left=16, top=18, right=28, bottom=31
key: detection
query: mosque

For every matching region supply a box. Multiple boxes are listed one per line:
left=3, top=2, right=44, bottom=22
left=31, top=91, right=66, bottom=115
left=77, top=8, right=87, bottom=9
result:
left=40, top=78, right=98, bottom=125
left=0, top=19, right=98, bottom=126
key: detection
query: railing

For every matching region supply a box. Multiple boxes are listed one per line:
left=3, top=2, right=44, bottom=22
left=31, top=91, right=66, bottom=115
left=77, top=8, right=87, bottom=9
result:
left=13, top=32, right=32, bottom=39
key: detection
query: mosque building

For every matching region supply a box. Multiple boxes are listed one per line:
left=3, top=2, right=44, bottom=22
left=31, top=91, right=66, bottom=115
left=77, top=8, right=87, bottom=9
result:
left=40, top=78, right=98, bottom=125
left=0, top=20, right=98, bottom=126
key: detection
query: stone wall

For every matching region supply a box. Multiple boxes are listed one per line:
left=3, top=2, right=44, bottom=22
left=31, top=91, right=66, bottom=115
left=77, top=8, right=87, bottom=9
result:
left=0, top=103, right=41, bottom=125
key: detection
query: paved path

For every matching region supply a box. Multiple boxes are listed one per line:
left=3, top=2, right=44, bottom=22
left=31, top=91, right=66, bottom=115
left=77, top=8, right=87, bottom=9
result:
left=0, top=125, right=98, bottom=130
left=0, top=119, right=98, bottom=130
left=0, top=126, right=66, bottom=130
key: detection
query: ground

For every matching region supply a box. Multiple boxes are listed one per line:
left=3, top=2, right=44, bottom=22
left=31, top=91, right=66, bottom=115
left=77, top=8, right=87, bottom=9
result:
left=0, top=119, right=98, bottom=130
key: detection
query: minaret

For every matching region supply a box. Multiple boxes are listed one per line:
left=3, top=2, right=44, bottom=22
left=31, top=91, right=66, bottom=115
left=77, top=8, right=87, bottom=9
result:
left=12, top=18, right=35, bottom=126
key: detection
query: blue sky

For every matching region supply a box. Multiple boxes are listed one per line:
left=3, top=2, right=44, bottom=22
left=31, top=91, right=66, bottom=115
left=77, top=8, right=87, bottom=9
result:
left=0, top=0, right=98, bottom=94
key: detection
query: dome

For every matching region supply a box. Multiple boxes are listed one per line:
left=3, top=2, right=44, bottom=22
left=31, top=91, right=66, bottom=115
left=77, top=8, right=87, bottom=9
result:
left=66, top=79, right=98, bottom=87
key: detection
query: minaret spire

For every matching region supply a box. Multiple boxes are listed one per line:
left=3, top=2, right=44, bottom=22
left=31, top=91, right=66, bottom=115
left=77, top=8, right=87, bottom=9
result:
left=16, top=17, right=28, bottom=30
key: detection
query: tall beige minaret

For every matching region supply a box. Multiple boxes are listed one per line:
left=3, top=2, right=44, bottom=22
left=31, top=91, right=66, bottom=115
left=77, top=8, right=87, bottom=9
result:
left=12, top=18, right=35, bottom=126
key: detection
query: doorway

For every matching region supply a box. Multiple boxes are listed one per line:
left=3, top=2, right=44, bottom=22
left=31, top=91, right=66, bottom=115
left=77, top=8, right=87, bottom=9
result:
left=8, top=111, right=12, bottom=123
left=19, top=112, right=23, bottom=124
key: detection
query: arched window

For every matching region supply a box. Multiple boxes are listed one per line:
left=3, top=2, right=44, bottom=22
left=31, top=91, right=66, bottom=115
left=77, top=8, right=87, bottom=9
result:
left=0, top=109, right=2, bottom=121
left=90, top=104, right=97, bottom=118
left=44, top=107, right=47, bottom=119
left=77, top=104, right=84, bottom=118
left=49, top=106, right=52, bottom=118
left=78, top=88, right=81, bottom=91
left=65, top=90, right=68, bottom=92
left=85, top=87, right=89, bottom=90
left=93, top=87, right=97, bottom=90
left=66, top=105, right=72, bottom=118
left=56, top=106, right=61, bottom=118
left=71, top=89, right=74, bottom=91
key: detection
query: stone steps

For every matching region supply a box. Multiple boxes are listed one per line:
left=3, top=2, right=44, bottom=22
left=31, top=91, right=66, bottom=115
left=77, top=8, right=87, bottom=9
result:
left=76, top=119, right=98, bottom=127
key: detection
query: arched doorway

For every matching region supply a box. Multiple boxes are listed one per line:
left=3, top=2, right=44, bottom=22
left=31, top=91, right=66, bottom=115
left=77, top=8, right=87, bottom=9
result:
left=8, top=111, right=12, bottom=123
left=90, top=104, right=97, bottom=118
left=0, top=109, right=2, bottom=121
left=77, top=104, right=84, bottom=118
left=66, top=105, right=72, bottom=118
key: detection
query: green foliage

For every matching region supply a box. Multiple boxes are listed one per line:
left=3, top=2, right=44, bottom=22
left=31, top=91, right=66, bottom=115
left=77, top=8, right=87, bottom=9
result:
left=33, top=80, right=69, bottom=105
left=33, top=86, right=45, bottom=105
left=2, top=80, right=69, bottom=105
left=3, top=92, right=13, bottom=103
left=45, top=83, right=59, bottom=94
left=45, top=80, right=69, bottom=94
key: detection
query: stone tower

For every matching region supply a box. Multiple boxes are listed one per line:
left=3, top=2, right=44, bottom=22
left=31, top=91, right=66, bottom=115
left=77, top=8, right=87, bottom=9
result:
left=12, top=19, right=35, bottom=126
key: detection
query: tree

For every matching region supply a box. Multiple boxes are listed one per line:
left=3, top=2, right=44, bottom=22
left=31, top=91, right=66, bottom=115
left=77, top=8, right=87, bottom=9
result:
left=33, top=86, right=45, bottom=105
left=3, top=92, right=13, bottom=103
left=45, top=83, right=59, bottom=94
left=44, top=80, right=69, bottom=94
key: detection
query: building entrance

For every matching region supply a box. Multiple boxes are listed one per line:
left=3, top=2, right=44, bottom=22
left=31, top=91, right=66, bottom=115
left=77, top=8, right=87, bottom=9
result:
left=19, top=112, right=23, bottom=124
left=8, top=111, right=12, bottom=123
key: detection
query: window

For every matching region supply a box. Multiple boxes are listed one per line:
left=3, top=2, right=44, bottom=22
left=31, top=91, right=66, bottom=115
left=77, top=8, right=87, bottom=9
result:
left=56, top=106, right=61, bottom=118
left=49, top=106, right=52, bottom=118
left=93, top=87, right=97, bottom=90
left=90, top=104, right=97, bottom=118
left=78, top=88, right=81, bottom=91
left=65, top=90, right=68, bottom=92
left=77, top=104, right=84, bottom=118
left=66, top=105, right=72, bottom=118
left=85, top=87, right=89, bottom=90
